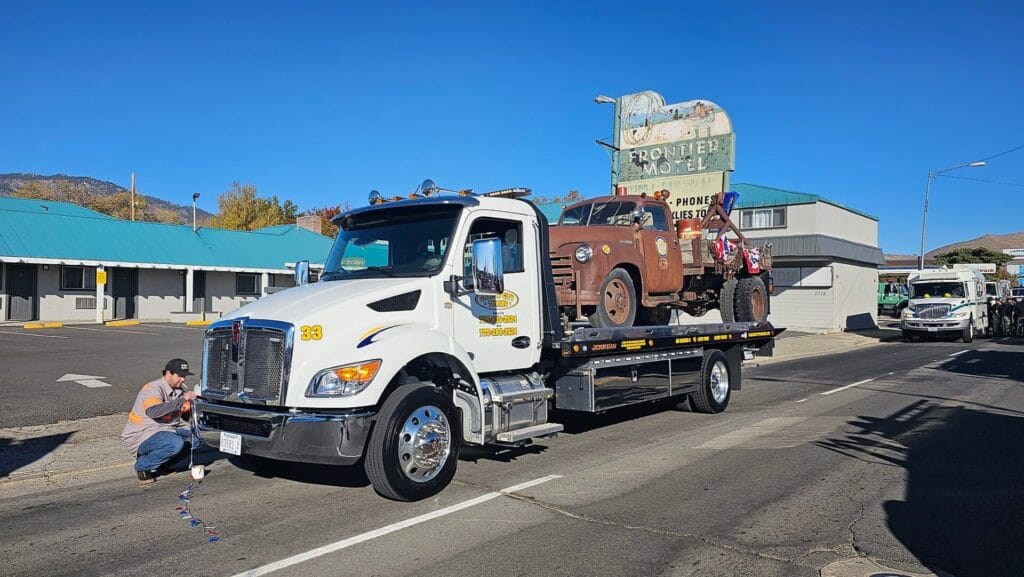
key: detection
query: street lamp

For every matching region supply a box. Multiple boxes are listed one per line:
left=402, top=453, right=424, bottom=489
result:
left=192, top=193, right=200, bottom=233
left=919, top=161, right=986, bottom=269
left=594, top=94, right=620, bottom=194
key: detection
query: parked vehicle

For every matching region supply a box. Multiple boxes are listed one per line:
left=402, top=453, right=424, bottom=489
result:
left=984, top=280, right=1011, bottom=302
left=549, top=190, right=773, bottom=328
left=877, top=281, right=909, bottom=317
left=195, top=186, right=780, bottom=501
left=901, top=269, right=988, bottom=342
left=1012, top=287, right=1024, bottom=302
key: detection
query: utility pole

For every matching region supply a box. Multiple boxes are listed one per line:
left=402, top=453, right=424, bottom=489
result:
left=130, top=172, right=136, bottom=221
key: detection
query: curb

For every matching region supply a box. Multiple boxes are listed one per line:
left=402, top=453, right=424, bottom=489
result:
left=105, top=320, right=141, bottom=327
left=22, top=322, right=63, bottom=329
left=185, top=320, right=212, bottom=327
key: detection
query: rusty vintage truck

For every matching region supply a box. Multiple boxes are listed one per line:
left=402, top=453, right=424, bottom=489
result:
left=548, top=190, right=772, bottom=328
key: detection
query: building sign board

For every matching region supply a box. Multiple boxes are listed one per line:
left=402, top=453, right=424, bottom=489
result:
left=952, top=263, right=996, bottom=274
left=1002, top=248, right=1024, bottom=258
left=614, top=91, right=735, bottom=216
left=619, top=134, right=734, bottom=181
left=96, top=269, right=107, bottom=285
left=617, top=172, right=728, bottom=221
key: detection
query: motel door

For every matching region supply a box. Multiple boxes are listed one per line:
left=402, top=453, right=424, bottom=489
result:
left=6, top=264, right=36, bottom=321
left=112, top=268, right=138, bottom=319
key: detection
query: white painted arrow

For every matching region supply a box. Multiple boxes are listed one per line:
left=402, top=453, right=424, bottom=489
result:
left=57, top=374, right=112, bottom=388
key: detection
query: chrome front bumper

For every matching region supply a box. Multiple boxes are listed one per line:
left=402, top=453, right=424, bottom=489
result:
left=902, top=317, right=969, bottom=333
left=196, top=400, right=376, bottom=465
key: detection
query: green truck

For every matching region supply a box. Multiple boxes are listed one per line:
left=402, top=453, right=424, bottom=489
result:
left=878, top=281, right=909, bottom=318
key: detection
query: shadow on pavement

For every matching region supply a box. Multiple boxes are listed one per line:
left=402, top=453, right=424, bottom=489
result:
left=936, top=350, right=1024, bottom=382
left=815, top=400, right=1024, bottom=577
left=229, top=455, right=370, bottom=489
left=0, top=432, right=75, bottom=478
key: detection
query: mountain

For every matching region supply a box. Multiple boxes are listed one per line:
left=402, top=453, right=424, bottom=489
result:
left=0, top=173, right=214, bottom=223
left=926, top=232, right=1024, bottom=257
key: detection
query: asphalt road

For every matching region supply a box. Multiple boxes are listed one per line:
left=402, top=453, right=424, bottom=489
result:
left=2, top=336, right=1021, bottom=577
left=0, top=324, right=206, bottom=428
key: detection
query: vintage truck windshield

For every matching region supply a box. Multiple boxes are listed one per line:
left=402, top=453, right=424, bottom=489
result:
left=320, top=205, right=461, bottom=280
left=559, top=202, right=636, bottom=226
left=911, top=282, right=966, bottom=299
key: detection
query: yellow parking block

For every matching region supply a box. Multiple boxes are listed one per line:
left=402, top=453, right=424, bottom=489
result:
left=185, top=320, right=212, bottom=327
left=23, top=322, right=63, bottom=329
left=105, top=319, right=141, bottom=327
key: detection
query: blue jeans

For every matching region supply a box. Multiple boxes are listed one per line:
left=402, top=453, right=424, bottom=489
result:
left=135, top=428, right=199, bottom=472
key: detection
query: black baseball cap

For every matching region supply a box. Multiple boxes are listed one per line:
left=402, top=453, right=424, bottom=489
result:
left=164, top=358, right=195, bottom=377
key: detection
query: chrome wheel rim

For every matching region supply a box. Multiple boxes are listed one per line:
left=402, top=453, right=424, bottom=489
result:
left=710, top=361, right=729, bottom=404
left=398, top=405, right=451, bottom=483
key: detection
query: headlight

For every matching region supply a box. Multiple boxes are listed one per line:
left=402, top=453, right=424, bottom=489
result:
left=902, top=308, right=914, bottom=319
left=574, top=244, right=594, bottom=263
left=951, top=309, right=971, bottom=318
left=307, top=359, right=382, bottom=397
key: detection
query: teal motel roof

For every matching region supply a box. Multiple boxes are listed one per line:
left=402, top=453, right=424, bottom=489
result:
left=732, top=183, right=879, bottom=222
left=0, top=197, right=333, bottom=272
left=534, top=202, right=569, bottom=224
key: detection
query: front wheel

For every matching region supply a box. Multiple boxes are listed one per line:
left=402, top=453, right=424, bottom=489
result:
left=365, top=383, right=462, bottom=501
left=589, top=268, right=637, bottom=328
left=961, top=319, right=974, bottom=343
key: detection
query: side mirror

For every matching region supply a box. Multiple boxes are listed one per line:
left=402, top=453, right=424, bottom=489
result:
left=471, top=238, right=504, bottom=295
left=295, top=260, right=310, bottom=286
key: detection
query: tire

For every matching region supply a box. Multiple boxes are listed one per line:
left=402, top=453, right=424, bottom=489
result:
left=961, top=319, right=974, bottom=343
left=589, top=268, right=637, bottom=328
left=719, top=279, right=737, bottom=323
left=735, top=276, right=768, bottom=322
left=365, top=383, right=461, bottom=501
left=638, top=305, right=672, bottom=326
left=690, top=350, right=732, bottom=414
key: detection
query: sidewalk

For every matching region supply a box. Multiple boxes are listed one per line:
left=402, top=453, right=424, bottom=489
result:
left=752, top=327, right=900, bottom=366
left=1, top=330, right=900, bottom=495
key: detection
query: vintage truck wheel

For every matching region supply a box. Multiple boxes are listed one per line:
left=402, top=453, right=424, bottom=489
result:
left=719, top=279, right=737, bottom=322
left=365, top=383, right=461, bottom=501
left=589, top=268, right=637, bottom=328
left=690, top=349, right=731, bottom=414
left=638, top=305, right=672, bottom=326
left=735, top=276, right=768, bottom=322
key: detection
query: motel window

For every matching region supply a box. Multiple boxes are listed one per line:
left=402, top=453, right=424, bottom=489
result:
left=236, top=273, right=259, bottom=296
left=740, top=207, right=786, bottom=230
left=61, top=266, right=97, bottom=291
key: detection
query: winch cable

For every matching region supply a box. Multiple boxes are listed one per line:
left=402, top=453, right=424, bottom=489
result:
left=176, top=409, right=220, bottom=543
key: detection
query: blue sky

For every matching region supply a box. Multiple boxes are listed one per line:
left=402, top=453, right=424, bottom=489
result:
left=2, top=1, right=1021, bottom=254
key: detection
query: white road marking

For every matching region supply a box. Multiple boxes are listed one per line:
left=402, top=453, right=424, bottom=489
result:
left=0, top=330, right=69, bottom=339
left=232, top=475, right=562, bottom=577
left=57, top=374, right=112, bottom=388
left=948, top=350, right=969, bottom=357
left=795, top=398, right=808, bottom=403
left=821, top=378, right=875, bottom=396
left=697, top=417, right=806, bottom=449
left=63, top=326, right=162, bottom=336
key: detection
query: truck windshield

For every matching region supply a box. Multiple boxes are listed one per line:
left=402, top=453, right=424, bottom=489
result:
left=911, top=282, right=966, bottom=299
left=320, top=205, right=461, bottom=280
left=558, top=203, right=593, bottom=226
left=587, top=202, right=637, bottom=226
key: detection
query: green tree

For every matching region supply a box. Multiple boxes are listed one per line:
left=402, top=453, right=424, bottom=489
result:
left=85, top=190, right=147, bottom=220
left=210, top=182, right=298, bottom=231
left=935, top=247, right=1013, bottom=267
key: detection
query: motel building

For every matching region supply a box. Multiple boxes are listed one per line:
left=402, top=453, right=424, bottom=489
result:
left=0, top=197, right=332, bottom=324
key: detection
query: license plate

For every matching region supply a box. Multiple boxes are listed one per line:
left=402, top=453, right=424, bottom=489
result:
left=927, top=327, right=938, bottom=332
left=220, top=431, right=242, bottom=456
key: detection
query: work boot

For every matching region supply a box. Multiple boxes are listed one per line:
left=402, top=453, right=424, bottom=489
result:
left=137, top=469, right=158, bottom=485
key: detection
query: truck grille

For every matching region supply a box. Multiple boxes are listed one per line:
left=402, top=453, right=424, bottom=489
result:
left=550, top=253, right=574, bottom=287
left=202, top=320, right=293, bottom=405
left=241, top=329, right=287, bottom=401
left=917, top=304, right=951, bottom=319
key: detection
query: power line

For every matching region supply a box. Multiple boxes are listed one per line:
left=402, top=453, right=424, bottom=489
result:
left=979, top=143, right=1024, bottom=162
left=938, top=174, right=1024, bottom=188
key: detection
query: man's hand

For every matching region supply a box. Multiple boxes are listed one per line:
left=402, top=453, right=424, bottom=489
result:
left=183, top=391, right=198, bottom=401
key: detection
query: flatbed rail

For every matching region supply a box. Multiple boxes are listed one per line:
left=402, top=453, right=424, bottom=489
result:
left=558, top=321, right=783, bottom=358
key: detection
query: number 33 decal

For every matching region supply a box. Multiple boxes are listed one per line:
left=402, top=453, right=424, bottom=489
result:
left=300, top=325, right=323, bottom=341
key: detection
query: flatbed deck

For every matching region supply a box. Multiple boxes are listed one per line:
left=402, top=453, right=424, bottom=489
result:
left=557, top=321, right=783, bottom=358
